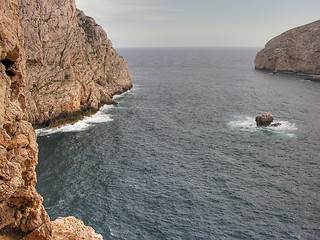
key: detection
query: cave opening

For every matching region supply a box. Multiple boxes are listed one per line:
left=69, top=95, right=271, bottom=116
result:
left=1, top=59, right=15, bottom=77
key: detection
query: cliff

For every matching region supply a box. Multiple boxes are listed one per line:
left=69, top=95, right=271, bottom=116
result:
left=18, top=0, right=132, bottom=128
left=0, top=0, right=51, bottom=238
left=255, top=20, right=320, bottom=75
left=1, top=0, right=128, bottom=238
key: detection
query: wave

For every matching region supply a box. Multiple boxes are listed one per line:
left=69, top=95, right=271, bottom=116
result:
left=36, top=88, right=135, bottom=137
left=228, top=115, right=297, bottom=137
left=113, top=87, right=136, bottom=100
left=36, top=105, right=114, bottom=136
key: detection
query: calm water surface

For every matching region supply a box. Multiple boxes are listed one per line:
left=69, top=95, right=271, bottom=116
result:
left=36, top=48, right=320, bottom=239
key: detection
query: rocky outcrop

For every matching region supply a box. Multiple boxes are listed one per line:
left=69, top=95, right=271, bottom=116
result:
left=2, top=0, right=119, bottom=239
left=51, top=217, right=103, bottom=240
left=255, top=20, right=320, bottom=75
left=18, top=0, right=132, bottom=128
left=0, top=0, right=51, bottom=238
left=255, top=113, right=274, bottom=127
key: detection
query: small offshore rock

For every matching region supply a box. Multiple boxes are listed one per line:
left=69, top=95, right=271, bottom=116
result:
left=270, top=122, right=282, bottom=127
left=255, top=113, right=274, bottom=127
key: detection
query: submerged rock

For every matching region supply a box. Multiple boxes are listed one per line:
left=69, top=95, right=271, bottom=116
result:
left=255, top=113, right=274, bottom=127
left=270, top=122, right=282, bottom=127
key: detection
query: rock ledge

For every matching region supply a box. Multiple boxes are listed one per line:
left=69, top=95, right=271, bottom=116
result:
left=51, top=217, right=103, bottom=240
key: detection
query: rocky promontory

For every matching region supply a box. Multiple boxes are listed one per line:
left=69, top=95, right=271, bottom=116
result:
left=1, top=0, right=130, bottom=238
left=0, top=0, right=51, bottom=238
left=255, top=20, right=320, bottom=76
left=18, top=0, right=132, bottom=128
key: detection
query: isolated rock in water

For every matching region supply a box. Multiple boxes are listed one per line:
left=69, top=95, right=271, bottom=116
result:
left=270, top=122, right=282, bottom=127
left=255, top=20, right=320, bottom=75
left=18, top=0, right=132, bottom=128
left=255, top=113, right=274, bottom=127
left=51, top=217, right=103, bottom=240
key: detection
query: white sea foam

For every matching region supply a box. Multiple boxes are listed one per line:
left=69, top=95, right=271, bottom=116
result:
left=228, top=115, right=297, bottom=137
left=36, top=105, right=114, bottom=136
left=36, top=88, right=134, bottom=136
left=228, top=116, right=257, bottom=132
left=113, top=88, right=133, bottom=100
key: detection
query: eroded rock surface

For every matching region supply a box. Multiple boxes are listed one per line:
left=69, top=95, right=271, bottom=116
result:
left=0, top=0, right=51, bottom=238
left=255, top=113, right=274, bottom=127
left=255, top=20, right=320, bottom=75
left=18, top=0, right=132, bottom=128
left=51, top=217, right=103, bottom=240
left=1, top=0, right=115, bottom=239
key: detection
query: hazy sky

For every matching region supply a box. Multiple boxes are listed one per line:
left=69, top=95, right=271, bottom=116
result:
left=76, top=0, right=320, bottom=48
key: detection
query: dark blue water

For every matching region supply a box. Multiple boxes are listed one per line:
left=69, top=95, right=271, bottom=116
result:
left=36, top=47, right=320, bottom=239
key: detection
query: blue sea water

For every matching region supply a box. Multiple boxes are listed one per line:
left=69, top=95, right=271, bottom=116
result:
left=36, top=47, right=320, bottom=239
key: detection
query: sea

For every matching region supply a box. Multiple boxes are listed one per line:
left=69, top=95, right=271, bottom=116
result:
left=36, top=47, right=320, bottom=239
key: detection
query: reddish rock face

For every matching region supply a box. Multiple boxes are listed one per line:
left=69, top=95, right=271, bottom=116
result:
left=1, top=0, right=118, bottom=238
left=255, top=20, right=320, bottom=75
left=0, top=0, right=51, bottom=238
left=51, top=217, right=103, bottom=240
left=18, top=0, right=132, bottom=128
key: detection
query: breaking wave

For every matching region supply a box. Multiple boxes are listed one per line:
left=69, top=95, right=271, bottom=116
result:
left=228, top=115, right=297, bottom=137
left=36, top=105, right=114, bottom=136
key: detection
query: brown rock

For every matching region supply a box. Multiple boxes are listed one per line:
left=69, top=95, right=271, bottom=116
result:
left=0, top=0, right=51, bottom=238
left=18, top=0, right=132, bottom=128
left=255, top=20, right=320, bottom=75
left=255, top=113, right=274, bottom=127
left=51, top=217, right=103, bottom=240
left=270, top=122, right=282, bottom=127
left=1, top=0, right=124, bottom=238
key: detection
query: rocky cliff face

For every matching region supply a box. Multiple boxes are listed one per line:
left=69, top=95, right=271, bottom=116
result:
left=1, top=0, right=127, bottom=239
left=0, top=0, right=51, bottom=239
left=255, top=20, right=320, bottom=75
left=18, top=0, right=132, bottom=128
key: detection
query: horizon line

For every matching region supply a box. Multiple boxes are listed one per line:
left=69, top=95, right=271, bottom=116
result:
left=114, top=45, right=264, bottom=49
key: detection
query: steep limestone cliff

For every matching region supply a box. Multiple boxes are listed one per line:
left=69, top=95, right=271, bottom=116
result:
left=0, top=0, right=51, bottom=238
left=18, top=0, right=132, bottom=128
left=255, top=20, right=320, bottom=75
left=1, top=0, right=116, bottom=239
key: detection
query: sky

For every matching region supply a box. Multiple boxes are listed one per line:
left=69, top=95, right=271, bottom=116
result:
left=75, top=0, right=320, bottom=48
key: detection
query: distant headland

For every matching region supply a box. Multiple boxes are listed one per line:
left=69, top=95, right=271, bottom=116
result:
left=254, top=20, right=320, bottom=81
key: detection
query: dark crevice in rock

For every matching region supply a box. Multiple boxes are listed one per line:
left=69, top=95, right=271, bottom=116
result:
left=1, top=59, right=16, bottom=77
left=0, top=227, right=25, bottom=240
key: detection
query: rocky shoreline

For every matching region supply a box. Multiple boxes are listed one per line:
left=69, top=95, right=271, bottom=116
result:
left=19, top=0, right=132, bottom=128
left=0, top=0, right=131, bottom=239
left=32, top=86, right=132, bottom=129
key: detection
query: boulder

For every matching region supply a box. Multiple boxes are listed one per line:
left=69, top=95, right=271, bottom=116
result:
left=255, top=113, right=274, bottom=127
left=51, top=217, right=103, bottom=240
